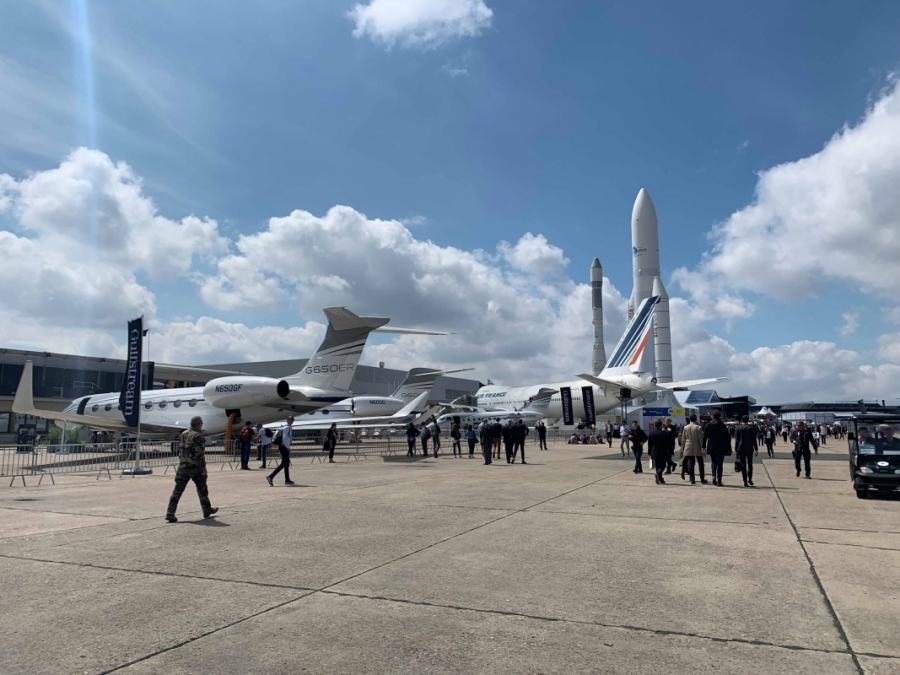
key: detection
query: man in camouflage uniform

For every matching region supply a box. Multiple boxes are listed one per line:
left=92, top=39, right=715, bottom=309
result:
left=166, top=416, right=218, bottom=522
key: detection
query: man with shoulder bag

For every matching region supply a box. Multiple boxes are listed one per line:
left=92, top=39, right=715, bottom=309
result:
left=791, top=421, right=818, bottom=479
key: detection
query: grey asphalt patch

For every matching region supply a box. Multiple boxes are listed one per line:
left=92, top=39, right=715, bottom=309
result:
left=116, top=593, right=860, bottom=675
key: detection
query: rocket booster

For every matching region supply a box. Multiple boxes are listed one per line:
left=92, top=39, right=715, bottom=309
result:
left=631, top=188, right=660, bottom=310
left=652, top=275, right=672, bottom=383
left=591, top=257, right=606, bottom=375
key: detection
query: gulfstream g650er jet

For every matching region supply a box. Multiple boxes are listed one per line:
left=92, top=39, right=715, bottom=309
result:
left=474, top=296, right=726, bottom=421
left=12, top=308, right=446, bottom=438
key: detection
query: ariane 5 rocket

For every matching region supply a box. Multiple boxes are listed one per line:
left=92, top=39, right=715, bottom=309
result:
left=628, top=188, right=673, bottom=383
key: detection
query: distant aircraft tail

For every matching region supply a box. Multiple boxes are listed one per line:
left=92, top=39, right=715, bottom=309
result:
left=601, top=296, right=659, bottom=378
left=391, top=367, right=474, bottom=401
left=523, top=388, right=556, bottom=413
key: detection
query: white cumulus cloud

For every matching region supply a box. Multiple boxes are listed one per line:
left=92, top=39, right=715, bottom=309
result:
left=0, top=148, right=227, bottom=328
left=348, top=0, right=493, bottom=49
left=196, top=204, right=628, bottom=383
left=674, top=78, right=900, bottom=302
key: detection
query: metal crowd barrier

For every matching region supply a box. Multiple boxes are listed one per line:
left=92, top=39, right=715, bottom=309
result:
left=0, top=432, right=583, bottom=486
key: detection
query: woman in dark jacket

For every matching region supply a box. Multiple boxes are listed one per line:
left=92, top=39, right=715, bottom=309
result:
left=326, top=423, right=338, bottom=463
left=703, top=411, right=732, bottom=485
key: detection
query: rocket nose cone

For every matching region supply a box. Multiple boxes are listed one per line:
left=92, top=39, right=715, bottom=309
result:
left=591, top=257, right=601, bottom=269
left=632, top=188, right=658, bottom=225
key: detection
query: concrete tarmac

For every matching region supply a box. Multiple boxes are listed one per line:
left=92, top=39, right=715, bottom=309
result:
left=0, top=441, right=898, bottom=674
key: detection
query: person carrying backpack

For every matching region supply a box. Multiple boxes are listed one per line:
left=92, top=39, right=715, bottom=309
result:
left=451, top=418, right=461, bottom=456
left=258, top=425, right=274, bottom=468
left=237, top=421, right=255, bottom=470
left=266, top=416, right=295, bottom=486
left=465, top=424, right=477, bottom=457
left=431, top=419, right=441, bottom=457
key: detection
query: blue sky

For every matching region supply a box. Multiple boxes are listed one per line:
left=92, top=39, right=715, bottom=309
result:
left=1, top=0, right=899, bottom=401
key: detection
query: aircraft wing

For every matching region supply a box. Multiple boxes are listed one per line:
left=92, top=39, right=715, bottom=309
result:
left=291, top=392, right=429, bottom=428
left=656, top=378, right=729, bottom=390
left=13, top=361, right=131, bottom=431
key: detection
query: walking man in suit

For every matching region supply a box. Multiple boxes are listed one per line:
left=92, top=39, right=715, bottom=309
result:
left=735, top=415, right=759, bottom=487
left=648, top=420, right=673, bottom=485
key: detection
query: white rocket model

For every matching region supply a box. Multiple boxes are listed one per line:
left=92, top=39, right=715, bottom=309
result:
left=590, top=257, right=606, bottom=375
left=631, top=188, right=660, bottom=310
left=630, top=188, right=673, bottom=382
left=652, top=275, right=672, bottom=383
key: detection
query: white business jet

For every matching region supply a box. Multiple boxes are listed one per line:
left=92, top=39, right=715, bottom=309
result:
left=12, top=308, right=445, bottom=438
left=291, top=366, right=473, bottom=426
left=435, top=387, right=555, bottom=426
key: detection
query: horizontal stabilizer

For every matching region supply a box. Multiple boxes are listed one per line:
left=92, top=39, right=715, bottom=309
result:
left=323, top=307, right=389, bottom=332
left=656, top=377, right=729, bottom=390
left=291, top=392, right=430, bottom=429
left=577, top=373, right=626, bottom=389
left=373, top=327, right=451, bottom=335
left=414, top=367, right=475, bottom=377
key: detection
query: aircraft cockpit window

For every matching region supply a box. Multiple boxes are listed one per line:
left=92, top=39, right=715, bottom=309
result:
left=158, top=401, right=167, bottom=410
left=188, top=399, right=197, bottom=407
left=173, top=400, right=182, bottom=408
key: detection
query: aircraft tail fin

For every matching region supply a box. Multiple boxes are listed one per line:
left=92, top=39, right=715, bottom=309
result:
left=601, top=296, right=660, bottom=378
left=290, top=308, right=388, bottom=391
left=390, top=367, right=474, bottom=401
left=290, top=308, right=449, bottom=391
left=523, top=388, right=556, bottom=413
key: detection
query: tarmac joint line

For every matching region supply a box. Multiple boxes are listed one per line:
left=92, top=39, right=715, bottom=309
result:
left=760, top=461, right=865, bottom=675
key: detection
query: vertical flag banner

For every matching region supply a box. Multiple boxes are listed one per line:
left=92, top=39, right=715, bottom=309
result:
left=560, top=386, right=574, bottom=425
left=581, top=386, right=596, bottom=426
left=119, top=317, right=143, bottom=427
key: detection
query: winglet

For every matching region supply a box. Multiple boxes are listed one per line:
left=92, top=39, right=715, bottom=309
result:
left=12, top=361, right=36, bottom=415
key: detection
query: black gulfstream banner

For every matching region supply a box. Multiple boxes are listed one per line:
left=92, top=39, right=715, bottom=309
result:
left=119, top=317, right=143, bottom=427
left=560, top=386, right=574, bottom=425
left=581, top=386, right=596, bottom=426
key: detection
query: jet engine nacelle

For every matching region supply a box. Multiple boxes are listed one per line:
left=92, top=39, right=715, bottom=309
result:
left=203, top=377, right=290, bottom=409
left=350, top=396, right=403, bottom=417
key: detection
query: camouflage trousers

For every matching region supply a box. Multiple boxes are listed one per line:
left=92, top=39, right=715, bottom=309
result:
left=167, top=467, right=211, bottom=516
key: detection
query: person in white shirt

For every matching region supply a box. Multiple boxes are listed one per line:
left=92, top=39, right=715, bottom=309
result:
left=266, top=416, right=294, bottom=486
left=257, top=423, right=273, bottom=468
left=619, top=423, right=631, bottom=457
